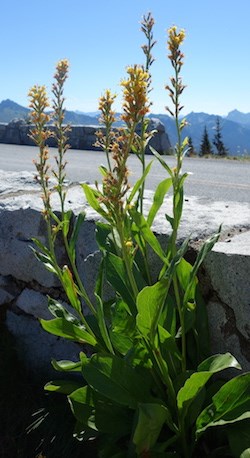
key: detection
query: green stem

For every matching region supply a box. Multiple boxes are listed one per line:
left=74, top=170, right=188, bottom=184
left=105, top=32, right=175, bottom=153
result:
left=117, top=219, right=139, bottom=299
left=153, top=347, right=177, bottom=410
left=178, top=416, right=189, bottom=458
left=62, top=233, right=97, bottom=316
left=104, top=126, right=112, bottom=172
left=46, top=217, right=96, bottom=338
left=170, top=60, right=187, bottom=372
left=173, top=275, right=186, bottom=372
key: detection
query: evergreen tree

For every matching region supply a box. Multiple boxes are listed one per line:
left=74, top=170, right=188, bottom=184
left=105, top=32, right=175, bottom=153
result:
left=187, top=136, right=196, bottom=156
left=200, top=126, right=213, bottom=156
left=213, top=116, right=228, bottom=156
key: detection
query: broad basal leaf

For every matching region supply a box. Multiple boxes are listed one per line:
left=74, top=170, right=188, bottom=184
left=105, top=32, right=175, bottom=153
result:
left=82, top=354, right=153, bottom=409
left=196, top=373, right=250, bottom=437
left=227, top=420, right=250, bottom=458
left=136, top=279, right=169, bottom=338
left=133, top=403, right=173, bottom=454
left=105, top=252, right=137, bottom=315
left=68, top=385, right=96, bottom=430
left=177, top=353, right=241, bottom=422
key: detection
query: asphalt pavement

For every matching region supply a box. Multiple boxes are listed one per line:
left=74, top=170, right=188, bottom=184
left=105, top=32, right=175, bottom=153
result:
left=0, top=143, right=249, bottom=203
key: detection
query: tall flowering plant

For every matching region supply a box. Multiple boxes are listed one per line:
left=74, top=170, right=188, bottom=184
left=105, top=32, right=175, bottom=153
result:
left=29, top=18, right=250, bottom=458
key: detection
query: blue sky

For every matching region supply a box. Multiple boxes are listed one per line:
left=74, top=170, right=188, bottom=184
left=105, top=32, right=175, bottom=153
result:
left=1, top=0, right=250, bottom=115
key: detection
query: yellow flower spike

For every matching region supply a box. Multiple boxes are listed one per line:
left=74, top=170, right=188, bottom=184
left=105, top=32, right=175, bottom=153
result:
left=54, top=59, right=69, bottom=84
left=167, top=26, right=186, bottom=61
left=98, top=89, right=117, bottom=127
left=120, top=64, right=150, bottom=126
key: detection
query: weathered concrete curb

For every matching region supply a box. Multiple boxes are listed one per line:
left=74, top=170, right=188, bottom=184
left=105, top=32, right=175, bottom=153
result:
left=0, top=170, right=249, bottom=375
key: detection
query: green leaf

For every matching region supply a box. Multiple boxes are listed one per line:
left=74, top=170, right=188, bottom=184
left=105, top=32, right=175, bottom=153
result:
left=147, top=178, right=172, bottom=227
left=127, top=160, right=153, bottom=204
left=197, top=352, right=241, bottom=372
left=179, top=172, right=189, bottom=188
left=241, top=450, right=250, bottom=458
left=196, top=373, right=250, bottom=437
left=178, top=353, right=241, bottom=422
left=68, top=385, right=96, bottom=429
left=133, top=403, right=173, bottom=454
left=130, top=209, right=168, bottom=263
left=48, top=297, right=80, bottom=325
left=176, top=258, right=198, bottom=309
left=105, top=252, right=137, bottom=315
left=165, top=213, right=174, bottom=229
left=161, top=294, right=176, bottom=337
left=149, top=146, right=174, bottom=178
left=31, top=248, right=58, bottom=274
left=157, top=325, right=182, bottom=376
left=61, top=266, right=81, bottom=314
left=40, top=317, right=97, bottom=346
left=82, top=354, right=153, bottom=409
left=136, top=279, right=169, bottom=338
left=183, top=228, right=221, bottom=308
left=95, top=399, right=133, bottom=437
left=45, top=379, right=82, bottom=394
left=82, top=183, right=110, bottom=219
left=192, top=287, right=211, bottom=362
left=31, top=237, right=51, bottom=256
left=125, top=340, right=152, bottom=370
left=62, top=209, right=72, bottom=237
left=173, top=186, right=183, bottom=227
left=95, top=222, right=113, bottom=252
left=110, top=299, right=135, bottom=354
left=99, top=164, right=108, bottom=176
left=227, top=420, right=250, bottom=458
left=69, top=212, right=85, bottom=261
left=166, top=237, right=190, bottom=280
left=95, top=293, right=114, bottom=353
left=51, top=358, right=82, bottom=372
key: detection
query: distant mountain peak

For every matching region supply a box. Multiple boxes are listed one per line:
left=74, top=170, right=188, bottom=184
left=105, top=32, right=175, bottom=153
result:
left=226, top=109, right=250, bottom=125
left=0, top=99, right=30, bottom=123
left=228, top=109, right=240, bottom=114
left=0, top=99, right=27, bottom=108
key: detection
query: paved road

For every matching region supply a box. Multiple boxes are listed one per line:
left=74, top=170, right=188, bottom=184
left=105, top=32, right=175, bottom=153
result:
left=0, top=143, right=249, bottom=203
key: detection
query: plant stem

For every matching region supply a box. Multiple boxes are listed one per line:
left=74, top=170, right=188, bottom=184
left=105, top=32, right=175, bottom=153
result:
left=117, top=219, right=139, bottom=300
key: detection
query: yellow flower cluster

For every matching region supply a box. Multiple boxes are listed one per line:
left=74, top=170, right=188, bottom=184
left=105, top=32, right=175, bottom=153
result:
left=168, top=26, right=185, bottom=46
left=28, top=85, right=50, bottom=126
left=28, top=85, right=52, bottom=151
left=98, top=89, right=116, bottom=127
left=167, top=26, right=186, bottom=67
left=54, top=59, right=69, bottom=84
left=120, top=65, right=150, bottom=126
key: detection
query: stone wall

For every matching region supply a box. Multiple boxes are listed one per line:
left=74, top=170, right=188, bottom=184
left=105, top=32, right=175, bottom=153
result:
left=0, top=170, right=250, bottom=377
left=0, top=118, right=171, bottom=154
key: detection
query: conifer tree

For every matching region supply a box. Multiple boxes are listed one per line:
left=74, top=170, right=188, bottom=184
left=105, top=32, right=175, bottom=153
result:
left=200, top=126, right=213, bottom=156
left=187, top=136, right=195, bottom=156
left=213, top=116, right=228, bottom=156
